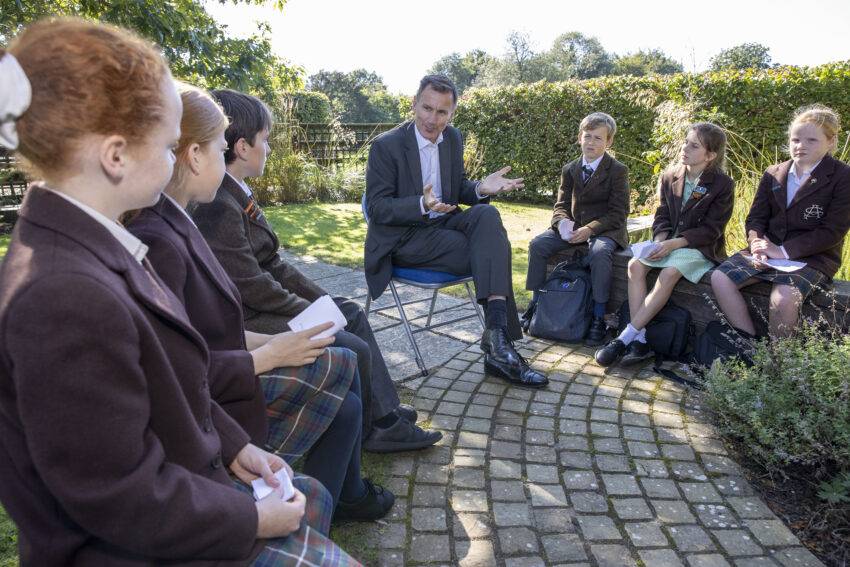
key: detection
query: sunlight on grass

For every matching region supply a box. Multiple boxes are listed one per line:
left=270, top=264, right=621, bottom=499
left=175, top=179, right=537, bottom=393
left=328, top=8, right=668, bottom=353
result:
left=0, top=234, right=9, bottom=260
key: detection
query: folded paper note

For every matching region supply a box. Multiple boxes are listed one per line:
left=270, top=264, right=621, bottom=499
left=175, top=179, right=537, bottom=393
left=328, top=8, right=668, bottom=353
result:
left=252, top=468, right=296, bottom=502
left=630, top=240, right=661, bottom=259
left=288, top=295, right=347, bottom=339
left=558, top=219, right=575, bottom=240
left=742, top=255, right=807, bottom=273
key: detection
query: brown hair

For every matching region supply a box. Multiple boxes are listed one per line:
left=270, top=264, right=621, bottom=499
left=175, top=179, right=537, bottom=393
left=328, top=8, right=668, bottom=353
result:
left=210, top=89, right=273, bottom=165
left=579, top=112, right=617, bottom=141
left=8, top=18, right=170, bottom=178
left=169, top=83, right=229, bottom=190
left=688, top=122, right=727, bottom=172
left=789, top=104, right=841, bottom=152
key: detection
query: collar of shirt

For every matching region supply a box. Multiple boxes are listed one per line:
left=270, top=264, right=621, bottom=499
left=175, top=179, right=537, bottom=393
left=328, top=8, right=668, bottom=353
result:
left=225, top=171, right=253, bottom=198
left=414, top=123, right=443, bottom=150
left=581, top=154, right=604, bottom=172
left=789, top=158, right=822, bottom=183
left=46, top=187, right=148, bottom=264
left=163, top=193, right=197, bottom=227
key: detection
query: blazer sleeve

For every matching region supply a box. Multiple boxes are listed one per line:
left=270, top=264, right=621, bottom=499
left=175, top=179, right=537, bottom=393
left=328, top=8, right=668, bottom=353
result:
left=744, top=171, right=775, bottom=237
left=366, top=136, right=429, bottom=225
left=652, top=177, right=673, bottom=239
left=194, top=198, right=312, bottom=318
left=679, top=178, right=735, bottom=248
left=783, top=168, right=850, bottom=260
left=586, top=163, right=630, bottom=235
left=4, top=275, right=258, bottom=560
left=550, top=166, right=575, bottom=230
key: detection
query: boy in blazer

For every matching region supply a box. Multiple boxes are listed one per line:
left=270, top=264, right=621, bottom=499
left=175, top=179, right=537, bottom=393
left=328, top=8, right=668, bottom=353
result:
left=192, top=89, right=441, bottom=453
left=525, top=112, right=630, bottom=345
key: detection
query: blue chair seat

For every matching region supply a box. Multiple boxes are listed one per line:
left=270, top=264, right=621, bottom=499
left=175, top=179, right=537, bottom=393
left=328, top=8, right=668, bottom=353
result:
left=391, top=266, right=468, bottom=284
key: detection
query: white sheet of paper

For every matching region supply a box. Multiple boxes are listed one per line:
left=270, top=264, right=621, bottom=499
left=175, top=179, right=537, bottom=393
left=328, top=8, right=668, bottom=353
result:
left=631, top=240, right=661, bottom=259
left=765, top=258, right=807, bottom=272
left=252, top=468, right=296, bottom=502
left=558, top=219, right=575, bottom=240
left=288, top=295, right=347, bottom=339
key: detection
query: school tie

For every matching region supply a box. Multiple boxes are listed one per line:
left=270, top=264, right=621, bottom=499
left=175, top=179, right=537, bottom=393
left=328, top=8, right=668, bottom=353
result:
left=244, top=197, right=263, bottom=221
left=581, top=165, right=594, bottom=183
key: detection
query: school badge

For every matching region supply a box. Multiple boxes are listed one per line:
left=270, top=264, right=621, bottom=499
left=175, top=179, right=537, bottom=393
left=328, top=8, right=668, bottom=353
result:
left=691, top=186, right=708, bottom=200
left=803, top=204, right=824, bottom=220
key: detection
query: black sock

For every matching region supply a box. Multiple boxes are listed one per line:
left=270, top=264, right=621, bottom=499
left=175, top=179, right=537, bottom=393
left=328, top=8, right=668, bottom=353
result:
left=485, top=298, right=508, bottom=330
left=373, top=411, right=399, bottom=429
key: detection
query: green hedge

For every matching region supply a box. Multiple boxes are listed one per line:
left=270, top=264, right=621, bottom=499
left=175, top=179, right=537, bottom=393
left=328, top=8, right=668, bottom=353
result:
left=452, top=62, right=850, bottom=205
left=289, top=91, right=333, bottom=124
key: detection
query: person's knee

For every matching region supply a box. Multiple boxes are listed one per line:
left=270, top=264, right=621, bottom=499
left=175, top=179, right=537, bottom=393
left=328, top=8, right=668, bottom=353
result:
left=770, top=285, right=802, bottom=312
left=471, top=203, right=504, bottom=228
left=711, top=269, right=731, bottom=291
left=657, top=267, right=682, bottom=287
left=337, top=391, right=363, bottom=429
left=293, top=474, right=332, bottom=508
left=627, top=258, right=646, bottom=278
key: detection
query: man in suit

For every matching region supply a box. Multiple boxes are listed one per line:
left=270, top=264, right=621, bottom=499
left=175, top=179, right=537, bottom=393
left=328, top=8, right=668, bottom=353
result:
left=524, top=112, right=630, bottom=346
left=365, top=75, right=548, bottom=388
left=193, top=89, right=441, bottom=454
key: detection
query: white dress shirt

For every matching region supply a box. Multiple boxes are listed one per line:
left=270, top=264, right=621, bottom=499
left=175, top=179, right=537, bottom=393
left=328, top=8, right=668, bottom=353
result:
left=415, top=124, right=484, bottom=217
left=582, top=154, right=604, bottom=176
left=786, top=159, right=821, bottom=206
left=47, top=188, right=148, bottom=263
left=226, top=171, right=253, bottom=198
left=164, top=193, right=197, bottom=227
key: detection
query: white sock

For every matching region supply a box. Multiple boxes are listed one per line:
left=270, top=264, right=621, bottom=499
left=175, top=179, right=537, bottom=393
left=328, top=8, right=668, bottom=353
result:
left=616, top=323, right=640, bottom=345
left=634, top=328, right=647, bottom=343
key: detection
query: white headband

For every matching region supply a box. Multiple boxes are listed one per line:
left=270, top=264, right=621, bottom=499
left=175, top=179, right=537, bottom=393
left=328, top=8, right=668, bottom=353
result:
left=0, top=53, right=32, bottom=150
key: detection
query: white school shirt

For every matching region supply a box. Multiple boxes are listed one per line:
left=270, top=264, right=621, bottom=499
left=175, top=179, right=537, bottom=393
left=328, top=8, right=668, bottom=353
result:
left=47, top=188, right=148, bottom=263
left=163, top=193, right=197, bottom=227
left=415, top=124, right=484, bottom=217
left=779, top=159, right=822, bottom=259
left=581, top=154, right=604, bottom=176
left=225, top=171, right=254, bottom=198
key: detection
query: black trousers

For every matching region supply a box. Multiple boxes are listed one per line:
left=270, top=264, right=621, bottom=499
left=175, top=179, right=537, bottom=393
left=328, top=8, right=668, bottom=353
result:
left=391, top=204, right=522, bottom=339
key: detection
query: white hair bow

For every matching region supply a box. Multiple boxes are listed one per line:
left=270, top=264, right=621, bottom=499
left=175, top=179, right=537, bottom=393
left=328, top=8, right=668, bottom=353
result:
left=0, top=53, right=32, bottom=150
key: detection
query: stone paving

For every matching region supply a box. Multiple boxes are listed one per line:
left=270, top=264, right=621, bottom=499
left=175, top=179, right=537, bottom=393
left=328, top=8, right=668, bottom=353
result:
left=282, top=250, right=824, bottom=567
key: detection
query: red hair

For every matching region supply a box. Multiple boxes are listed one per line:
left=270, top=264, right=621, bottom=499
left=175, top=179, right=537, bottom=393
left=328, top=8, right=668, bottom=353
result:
left=8, top=18, right=170, bottom=178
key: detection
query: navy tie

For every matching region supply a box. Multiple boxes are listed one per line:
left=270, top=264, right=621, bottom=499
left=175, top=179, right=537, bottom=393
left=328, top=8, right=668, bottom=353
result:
left=582, top=165, right=594, bottom=183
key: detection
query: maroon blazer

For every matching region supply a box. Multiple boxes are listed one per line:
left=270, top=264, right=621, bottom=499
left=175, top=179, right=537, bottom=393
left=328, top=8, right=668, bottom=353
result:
left=0, top=187, right=262, bottom=565
left=653, top=166, right=735, bottom=265
left=128, top=196, right=268, bottom=445
left=745, top=154, right=850, bottom=278
left=550, top=152, right=631, bottom=250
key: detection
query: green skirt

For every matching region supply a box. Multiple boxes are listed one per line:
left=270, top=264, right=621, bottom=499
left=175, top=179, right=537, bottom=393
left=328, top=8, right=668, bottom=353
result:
left=639, top=248, right=714, bottom=283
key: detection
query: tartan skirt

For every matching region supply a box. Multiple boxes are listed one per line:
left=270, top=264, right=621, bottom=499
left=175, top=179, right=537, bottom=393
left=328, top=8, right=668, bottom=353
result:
left=234, top=475, right=361, bottom=566
left=260, top=347, right=358, bottom=463
left=716, top=252, right=830, bottom=300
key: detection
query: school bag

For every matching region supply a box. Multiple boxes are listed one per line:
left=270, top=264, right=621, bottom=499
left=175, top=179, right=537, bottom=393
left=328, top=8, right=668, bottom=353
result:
left=528, top=260, right=593, bottom=342
left=692, top=320, right=754, bottom=369
left=617, top=300, right=692, bottom=361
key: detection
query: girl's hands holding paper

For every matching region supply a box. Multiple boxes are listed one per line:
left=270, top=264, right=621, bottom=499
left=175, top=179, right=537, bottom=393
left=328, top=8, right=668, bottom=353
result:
left=251, top=322, right=335, bottom=373
left=256, top=488, right=306, bottom=538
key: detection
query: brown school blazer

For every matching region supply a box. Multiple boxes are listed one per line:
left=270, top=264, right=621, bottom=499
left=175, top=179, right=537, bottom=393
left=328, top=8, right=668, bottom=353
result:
left=746, top=154, right=850, bottom=278
left=128, top=195, right=269, bottom=445
left=0, top=187, right=262, bottom=565
left=550, top=152, right=630, bottom=250
left=653, top=166, right=735, bottom=265
left=192, top=174, right=326, bottom=330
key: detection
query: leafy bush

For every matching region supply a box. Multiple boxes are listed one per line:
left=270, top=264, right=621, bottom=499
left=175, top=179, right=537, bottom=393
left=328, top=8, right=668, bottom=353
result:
left=288, top=91, right=333, bottom=124
left=705, top=326, right=850, bottom=477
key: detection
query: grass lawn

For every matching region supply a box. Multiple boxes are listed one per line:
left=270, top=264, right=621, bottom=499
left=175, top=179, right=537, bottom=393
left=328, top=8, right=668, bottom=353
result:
left=0, top=234, right=9, bottom=259
left=264, top=200, right=553, bottom=308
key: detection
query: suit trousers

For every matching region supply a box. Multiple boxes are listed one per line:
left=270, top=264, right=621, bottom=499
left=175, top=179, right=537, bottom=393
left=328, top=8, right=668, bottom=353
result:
left=243, top=297, right=399, bottom=439
left=390, top=204, right=522, bottom=339
left=526, top=229, right=617, bottom=305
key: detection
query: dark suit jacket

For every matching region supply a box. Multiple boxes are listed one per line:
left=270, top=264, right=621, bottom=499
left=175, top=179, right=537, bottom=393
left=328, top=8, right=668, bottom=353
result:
left=653, top=166, right=735, bottom=265
left=0, top=187, right=261, bottom=566
left=192, top=174, right=326, bottom=330
left=550, top=152, right=630, bottom=250
left=745, top=154, right=850, bottom=278
left=364, top=121, right=486, bottom=300
left=128, top=196, right=269, bottom=444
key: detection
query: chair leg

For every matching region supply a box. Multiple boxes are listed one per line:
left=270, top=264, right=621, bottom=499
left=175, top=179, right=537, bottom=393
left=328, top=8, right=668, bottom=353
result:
left=465, top=281, right=485, bottom=329
left=364, top=293, right=371, bottom=318
left=425, top=289, right=438, bottom=328
left=390, top=281, right=428, bottom=377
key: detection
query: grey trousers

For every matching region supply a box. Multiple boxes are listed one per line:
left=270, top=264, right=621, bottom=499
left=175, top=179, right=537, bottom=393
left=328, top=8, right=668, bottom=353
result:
left=526, top=229, right=617, bottom=305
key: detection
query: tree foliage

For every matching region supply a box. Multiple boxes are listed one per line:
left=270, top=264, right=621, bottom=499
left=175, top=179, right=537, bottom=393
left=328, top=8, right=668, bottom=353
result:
left=307, top=69, right=402, bottom=123
left=428, top=49, right=493, bottom=94
left=710, top=42, right=773, bottom=71
left=613, top=49, right=683, bottom=76
left=0, top=0, right=303, bottom=99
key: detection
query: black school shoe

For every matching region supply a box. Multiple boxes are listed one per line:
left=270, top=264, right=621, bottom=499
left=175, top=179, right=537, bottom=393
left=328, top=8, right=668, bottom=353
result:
left=620, top=340, right=654, bottom=366
left=362, top=417, right=442, bottom=453
left=395, top=403, right=418, bottom=423
left=584, top=317, right=608, bottom=347
left=595, top=339, right=627, bottom=367
left=333, top=479, right=395, bottom=522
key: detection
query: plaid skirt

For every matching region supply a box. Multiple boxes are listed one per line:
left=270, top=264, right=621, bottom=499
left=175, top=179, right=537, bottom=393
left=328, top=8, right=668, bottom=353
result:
left=234, top=475, right=361, bottom=566
left=260, top=347, right=357, bottom=463
left=716, top=252, right=830, bottom=300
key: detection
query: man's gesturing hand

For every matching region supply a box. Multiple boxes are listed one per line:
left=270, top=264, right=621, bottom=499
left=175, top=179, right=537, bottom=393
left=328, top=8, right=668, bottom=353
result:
left=478, top=166, right=525, bottom=196
left=423, top=183, right=457, bottom=213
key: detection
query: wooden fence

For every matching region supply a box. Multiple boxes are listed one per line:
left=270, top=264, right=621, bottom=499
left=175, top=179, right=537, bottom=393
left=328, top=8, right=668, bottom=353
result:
left=293, top=122, right=397, bottom=165
left=0, top=148, right=27, bottom=209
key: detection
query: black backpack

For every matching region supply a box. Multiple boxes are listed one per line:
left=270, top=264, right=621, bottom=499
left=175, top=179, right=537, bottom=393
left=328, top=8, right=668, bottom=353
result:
left=692, top=320, right=755, bottom=369
left=528, top=260, right=593, bottom=342
left=617, top=300, right=692, bottom=361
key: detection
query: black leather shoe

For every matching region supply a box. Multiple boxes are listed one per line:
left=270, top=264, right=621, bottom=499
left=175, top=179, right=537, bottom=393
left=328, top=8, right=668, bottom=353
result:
left=396, top=404, right=418, bottom=423
left=620, top=340, right=654, bottom=366
left=362, top=417, right=442, bottom=453
left=480, top=327, right=520, bottom=365
left=584, top=316, right=608, bottom=346
left=484, top=353, right=549, bottom=388
left=333, top=479, right=395, bottom=522
left=595, top=339, right=627, bottom=367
